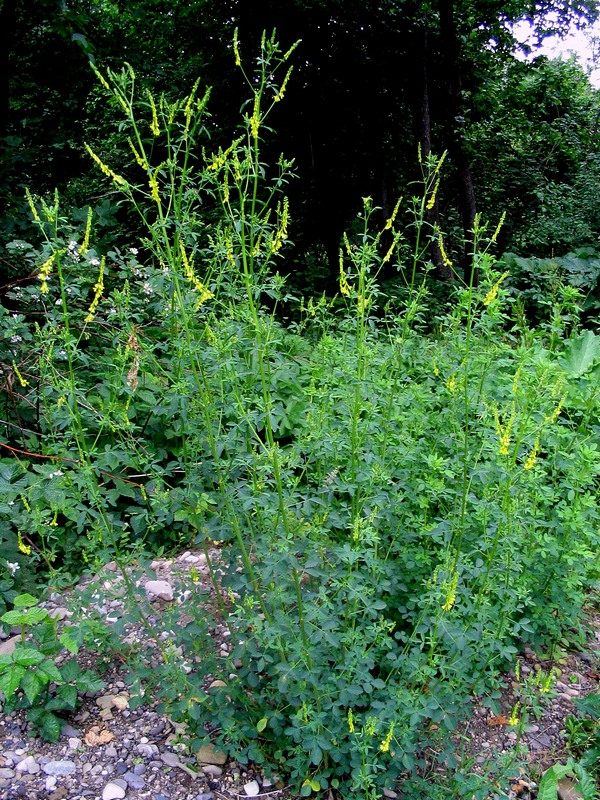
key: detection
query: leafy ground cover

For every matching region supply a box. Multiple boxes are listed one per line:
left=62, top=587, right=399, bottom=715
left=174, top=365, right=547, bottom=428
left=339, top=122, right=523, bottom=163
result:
left=2, top=34, right=600, bottom=800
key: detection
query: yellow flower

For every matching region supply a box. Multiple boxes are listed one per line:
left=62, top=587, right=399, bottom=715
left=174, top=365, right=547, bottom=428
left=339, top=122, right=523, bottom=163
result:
left=147, top=90, right=160, bottom=136
left=12, top=362, right=29, bottom=388
left=233, top=28, right=242, bottom=67
left=25, top=188, right=40, bottom=222
left=347, top=708, right=355, bottom=734
left=483, top=272, right=508, bottom=307
left=274, top=67, right=293, bottom=102
left=84, top=256, right=105, bottom=323
left=380, top=722, right=395, bottom=753
left=509, top=702, right=520, bottom=727
left=79, top=206, right=93, bottom=254
left=426, top=176, right=440, bottom=210
left=17, top=531, right=32, bottom=556
left=442, top=570, right=458, bottom=612
left=524, top=437, right=540, bottom=471
left=38, top=251, right=57, bottom=294
left=339, top=254, right=351, bottom=297
left=384, top=197, right=402, bottom=230
left=438, top=234, right=452, bottom=267
left=491, top=211, right=506, bottom=244
left=85, top=144, right=127, bottom=186
left=250, top=94, right=261, bottom=139
left=128, top=138, right=148, bottom=171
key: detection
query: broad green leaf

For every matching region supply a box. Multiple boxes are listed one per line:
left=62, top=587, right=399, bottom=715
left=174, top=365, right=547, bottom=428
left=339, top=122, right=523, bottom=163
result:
left=537, top=768, right=558, bottom=800
left=13, top=647, right=46, bottom=667
left=2, top=607, right=49, bottom=626
left=75, top=670, right=105, bottom=693
left=38, top=659, right=64, bottom=684
left=46, top=683, right=78, bottom=710
left=59, top=658, right=80, bottom=682
left=0, top=664, right=26, bottom=698
left=37, top=711, right=63, bottom=742
left=59, top=628, right=80, bottom=655
left=257, top=717, right=268, bottom=733
left=21, top=669, right=46, bottom=704
left=561, top=331, right=600, bottom=378
left=13, top=594, right=39, bottom=609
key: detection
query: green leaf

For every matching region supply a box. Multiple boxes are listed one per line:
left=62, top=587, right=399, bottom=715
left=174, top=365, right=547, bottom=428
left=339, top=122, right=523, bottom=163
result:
left=561, top=331, right=600, bottom=378
left=301, top=781, right=313, bottom=797
left=13, top=647, right=46, bottom=667
left=257, top=717, right=268, bottom=733
left=21, top=669, right=46, bottom=704
left=36, top=710, right=63, bottom=742
left=0, top=664, right=25, bottom=698
left=537, top=768, right=558, bottom=800
left=2, top=607, right=49, bottom=626
left=59, top=628, right=80, bottom=655
left=38, top=660, right=64, bottom=684
left=13, top=594, right=39, bottom=609
left=59, top=658, right=80, bottom=682
left=75, top=670, right=105, bottom=693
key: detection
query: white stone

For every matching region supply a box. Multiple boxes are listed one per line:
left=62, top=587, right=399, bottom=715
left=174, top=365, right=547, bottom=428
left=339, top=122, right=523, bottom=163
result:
left=144, top=580, right=174, bottom=601
left=103, top=782, right=126, bottom=800
left=244, top=780, right=260, bottom=797
left=16, top=756, right=40, bottom=774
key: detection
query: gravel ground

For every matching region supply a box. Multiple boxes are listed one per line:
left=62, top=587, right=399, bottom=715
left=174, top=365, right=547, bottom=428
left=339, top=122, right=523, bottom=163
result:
left=1, top=551, right=599, bottom=800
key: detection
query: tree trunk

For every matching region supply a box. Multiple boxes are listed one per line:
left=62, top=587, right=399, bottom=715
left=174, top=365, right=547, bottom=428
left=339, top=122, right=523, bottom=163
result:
left=417, top=24, right=452, bottom=281
left=438, top=0, right=479, bottom=286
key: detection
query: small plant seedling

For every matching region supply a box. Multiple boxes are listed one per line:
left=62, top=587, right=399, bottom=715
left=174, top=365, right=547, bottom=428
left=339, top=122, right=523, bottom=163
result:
left=0, top=594, right=105, bottom=741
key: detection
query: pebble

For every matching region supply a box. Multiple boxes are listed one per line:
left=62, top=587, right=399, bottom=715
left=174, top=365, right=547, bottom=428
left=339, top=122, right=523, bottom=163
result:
left=137, top=743, right=159, bottom=758
left=244, top=780, right=260, bottom=797
left=45, top=776, right=57, bottom=791
left=122, top=771, right=145, bottom=790
left=145, top=580, right=174, bottom=601
left=197, top=745, right=227, bottom=765
left=42, top=760, right=77, bottom=776
left=202, top=765, right=222, bottom=777
left=0, top=768, right=15, bottom=779
left=16, top=755, right=40, bottom=774
left=102, top=782, right=127, bottom=800
left=196, top=794, right=214, bottom=800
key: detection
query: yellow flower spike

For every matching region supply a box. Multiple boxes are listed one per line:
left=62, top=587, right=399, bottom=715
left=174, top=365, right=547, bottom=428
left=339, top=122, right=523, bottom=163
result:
left=497, top=407, right=516, bottom=457
left=84, top=256, right=105, bottom=324
left=79, top=206, right=93, bottom=254
left=339, top=253, right=351, bottom=297
left=515, top=659, right=521, bottom=683
left=509, top=702, right=520, bottom=727
left=128, top=138, right=148, bottom=171
left=274, top=66, right=293, bottom=102
left=283, top=40, right=301, bottom=61
left=384, top=197, right=402, bottom=230
left=12, top=362, right=29, bottom=388
left=347, top=708, right=355, bottom=734
left=364, top=717, right=376, bottom=737
left=512, top=365, right=523, bottom=395
left=179, top=241, right=214, bottom=309
left=546, top=396, right=565, bottom=424
left=85, top=144, right=127, bottom=186
left=380, top=722, right=395, bottom=753
left=417, top=142, right=422, bottom=164
left=438, top=234, right=452, bottom=267
left=233, top=28, right=242, bottom=67
left=149, top=168, right=161, bottom=204
left=382, top=231, right=402, bottom=265
left=38, top=251, right=57, bottom=294
left=25, top=188, right=41, bottom=222
left=491, top=211, right=506, bottom=244
left=524, top=437, right=540, bottom=471
left=483, top=272, right=508, bottom=307
left=272, top=197, right=289, bottom=251
left=17, top=531, right=31, bottom=556
left=446, top=374, right=456, bottom=394
left=90, top=62, right=112, bottom=94
left=434, top=150, right=448, bottom=174
left=250, top=93, right=261, bottom=139
left=426, top=176, right=441, bottom=210
left=442, top=570, right=459, bottom=612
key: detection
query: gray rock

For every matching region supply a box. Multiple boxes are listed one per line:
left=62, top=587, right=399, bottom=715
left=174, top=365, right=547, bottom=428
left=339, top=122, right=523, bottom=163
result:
left=136, top=743, right=159, bottom=758
left=42, top=759, right=77, bottom=776
left=196, top=745, right=227, bottom=765
left=45, top=776, right=57, bottom=791
left=0, top=635, right=20, bottom=655
left=102, top=782, right=126, bottom=800
left=132, top=764, right=146, bottom=776
left=0, top=769, right=15, bottom=779
left=123, top=771, right=145, bottom=790
left=160, top=752, right=180, bottom=767
left=105, top=745, right=118, bottom=758
left=16, top=755, right=40, bottom=774
left=196, top=794, right=214, bottom=800
left=144, top=580, right=174, bottom=601
left=202, top=765, right=222, bottom=777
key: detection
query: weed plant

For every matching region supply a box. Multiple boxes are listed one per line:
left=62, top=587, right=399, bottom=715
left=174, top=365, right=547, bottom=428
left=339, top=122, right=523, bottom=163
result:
left=1, top=32, right=600, bottom=799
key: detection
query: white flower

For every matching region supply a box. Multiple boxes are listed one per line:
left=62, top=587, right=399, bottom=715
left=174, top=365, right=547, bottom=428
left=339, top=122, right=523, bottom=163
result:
left=142, top=281, right=153, bottom=295
left=68, top=240, right=77, bottom=251
left=130, top=247, right=139, bottom=255
left=6, top=561, right=20, bottom=575
left=89, top=257, right=100, bottom=266
left=49, top=470, right=64, bottom=479
left=10, top=335, right=22, bottom=343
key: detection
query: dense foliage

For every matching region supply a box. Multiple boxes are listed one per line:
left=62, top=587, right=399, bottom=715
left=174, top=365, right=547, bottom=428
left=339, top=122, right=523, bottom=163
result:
left=2, top=33, right=600, bottom=798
